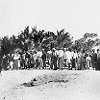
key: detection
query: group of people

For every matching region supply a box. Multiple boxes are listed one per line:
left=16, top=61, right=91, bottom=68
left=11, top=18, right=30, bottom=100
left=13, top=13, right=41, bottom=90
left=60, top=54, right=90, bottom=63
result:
left=1, top=47, right=100, bottom=71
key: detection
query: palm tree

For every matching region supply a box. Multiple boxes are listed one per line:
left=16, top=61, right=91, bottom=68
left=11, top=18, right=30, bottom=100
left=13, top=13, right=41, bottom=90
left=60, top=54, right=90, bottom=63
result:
left=56, top=29, right=73, bottom=48
left=1, top=36, right=12, bottom=55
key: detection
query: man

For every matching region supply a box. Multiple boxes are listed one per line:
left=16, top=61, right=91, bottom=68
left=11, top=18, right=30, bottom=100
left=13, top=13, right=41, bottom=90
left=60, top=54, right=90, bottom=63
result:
left=91, top=49, right=97, bottom=70
left=80, top=49, right=86, bottom=70
left=41, top=49, right=46, bottom=69
left=66, top=48, right=73, bottom=69
left=72, top=50, right=78, bottom=70
left=0, top=55, right=3, bottom=75
left=32, top=51, right=38, bottom=68
left=13, top=52, right=20, bottom=70
left=2, top=54, right=9, bottom=71
left=50, top=48, right=58, bottom=70
left=96, top=49, right=100, bottom=70
left=25, top=52, right=31, bottom=69
left=58, top=48, right=64, bottom=70
left=63, top=48, right=68, bottom=68
left=37, top=49, right=43, bottom=69
left=47, top=48, right=52, bottom=69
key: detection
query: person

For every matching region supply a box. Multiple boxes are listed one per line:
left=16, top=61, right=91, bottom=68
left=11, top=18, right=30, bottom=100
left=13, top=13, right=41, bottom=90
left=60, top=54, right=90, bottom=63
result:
left=63, top=48, right=68, bottom=68
left=86, top=53, right=91, bottom=69
left=77, top=52, right=81, bottom=70
left=32, top=51, right=38, bottom=68
left=71, top=50, right=78, bottom=70
left=50, top=48, right=58, bottom=70
left=80, top=49, right=86, bottom=70
left=0, top=55, right=3, bottom=75
left=2, top=55, right=9, bottom=71
left=66, top=48, right=72, bottom=69
left=41, top=49, right=46, bottom=69
left=9, top=54, right=14, bottom=70
left=91, top=49, right=97, bottom=70
left=47, top=48, right=52, bottom=69
left=96, top=49, right=100, bottom=70
left=37, top=49, right=43, bottom=69
left=30, top=52, right=35, bottom=68
left=58, top=48, right=64, bottom=70
left=13, top=52, right=20, bottom=70
left=25, top=52, right=31, bottom=69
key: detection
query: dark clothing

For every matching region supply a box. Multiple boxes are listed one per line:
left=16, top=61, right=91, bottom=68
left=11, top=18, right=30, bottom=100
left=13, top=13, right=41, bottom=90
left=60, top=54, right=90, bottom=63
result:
left=96, top=58, right=100, bottom=70
left=25, top=53, right=30, bottom=59
left=96, top=53, right=100, bottom=70
left=41, top=53, right=46, bottom=61
left=25, top=53, right=31, bottom=69
left=41, top=53, right=46, bottom=69
left=0, top=59, right=2, bottom=72
left=91, top=53, right=97, bottom=69
left=72, top=58, right=76, bottom=69
left=3, top=55, right=9, bottom=70
left=50, top=52, right=58, bottom=70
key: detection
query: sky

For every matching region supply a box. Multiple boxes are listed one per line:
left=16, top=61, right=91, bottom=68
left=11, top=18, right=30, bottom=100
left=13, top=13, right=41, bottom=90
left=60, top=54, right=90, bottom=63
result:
left=0, top=0, right=100, bottom=40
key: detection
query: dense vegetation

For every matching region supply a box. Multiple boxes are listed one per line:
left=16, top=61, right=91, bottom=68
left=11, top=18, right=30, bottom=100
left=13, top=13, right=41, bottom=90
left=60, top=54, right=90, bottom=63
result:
left=0, top=26, right=99, bottom=59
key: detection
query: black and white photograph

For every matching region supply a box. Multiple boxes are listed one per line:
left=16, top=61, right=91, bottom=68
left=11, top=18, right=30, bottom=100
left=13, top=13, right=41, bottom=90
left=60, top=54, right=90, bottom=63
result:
left=0, top=0, right=100, bottom=100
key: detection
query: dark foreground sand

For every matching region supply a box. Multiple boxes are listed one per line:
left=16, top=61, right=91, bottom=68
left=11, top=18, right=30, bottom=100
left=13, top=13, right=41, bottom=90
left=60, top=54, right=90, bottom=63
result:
left=0, top=69, right=100, bottom=100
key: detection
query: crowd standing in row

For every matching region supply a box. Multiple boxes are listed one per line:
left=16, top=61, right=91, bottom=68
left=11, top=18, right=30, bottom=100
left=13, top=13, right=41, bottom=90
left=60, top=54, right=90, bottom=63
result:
left=1, top=47, right=100, bottom=71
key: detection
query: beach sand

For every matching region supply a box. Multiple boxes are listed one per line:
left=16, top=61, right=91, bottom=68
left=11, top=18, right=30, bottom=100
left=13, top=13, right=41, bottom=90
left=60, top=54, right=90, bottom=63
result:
left=0, top=69, right=100, bottom=100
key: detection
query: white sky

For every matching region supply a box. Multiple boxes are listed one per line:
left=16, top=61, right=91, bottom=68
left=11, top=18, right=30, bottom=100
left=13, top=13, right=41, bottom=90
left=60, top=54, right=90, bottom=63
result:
left=0, top=0, right=100, bottom=40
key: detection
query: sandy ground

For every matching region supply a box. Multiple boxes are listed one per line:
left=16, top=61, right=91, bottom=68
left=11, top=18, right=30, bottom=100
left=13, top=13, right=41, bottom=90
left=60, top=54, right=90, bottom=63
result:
left=0, top=69, right=100, bottom=100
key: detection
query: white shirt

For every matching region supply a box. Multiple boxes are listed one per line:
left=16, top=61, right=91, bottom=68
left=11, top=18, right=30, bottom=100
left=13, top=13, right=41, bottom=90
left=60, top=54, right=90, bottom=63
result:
left=66, top=51, right=72, bottom=62
left=37, top=51, right=42, bottom=57
left=58, top=50, right=64, bottom=58
left=72, top=52, right=78, bottom=59
left=86, top=56, right=91, bottom=61
left=13, top=54, right=20, bottom=60
left=63, top=51, right=68, bottom=59
left=33, top=53, right=38, bottom=61
left=47, top=50, right=52, bottom=54
left=55, top=50, right=59, bottom=56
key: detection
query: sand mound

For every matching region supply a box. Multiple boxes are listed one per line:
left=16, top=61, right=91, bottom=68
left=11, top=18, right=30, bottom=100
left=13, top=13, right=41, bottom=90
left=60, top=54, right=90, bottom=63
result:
left=23, top=71, right=80, bottom=86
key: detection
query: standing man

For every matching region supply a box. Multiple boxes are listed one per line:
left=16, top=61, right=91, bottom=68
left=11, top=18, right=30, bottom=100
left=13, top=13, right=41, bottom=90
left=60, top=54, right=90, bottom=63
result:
left=47, top=48, right=52, bottom=68
left=63, top=48, right=68, bottom=68
left=96, top=49, right=100, bottom=70
left=2, top=55, right=9, bottom=71
left=86, top=53, right=91, bottom=69
left=58, top=48, right=64, bottom=70
left=41, top=49, right=46, bottom=69
left=80, top=49, right=86, bottom=70
left=66, top=48, right=72, bottom=69
left=32, top=51, right=38, bottom=68
left=37, top=49, right=43, bottom=69
left=13, top=52, right=20, bottom=70
left=50, top=48, right=58, bottom=70
left=91, top=49, right=97, bottom=70
left=0, top=53, right=3, bottom=75
left=72, top=50, right=78, bottom=70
